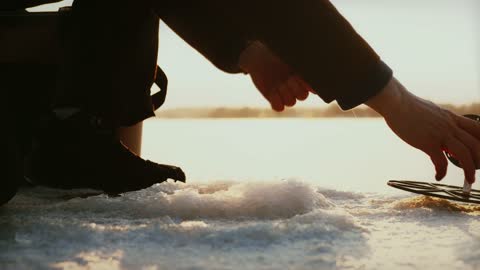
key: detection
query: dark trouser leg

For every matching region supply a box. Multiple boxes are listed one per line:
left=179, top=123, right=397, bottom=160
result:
left=58, top=0, right=159, bottom=127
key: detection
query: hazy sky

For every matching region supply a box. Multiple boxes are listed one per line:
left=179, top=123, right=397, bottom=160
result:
left=32, top=0, right=479, bottom=109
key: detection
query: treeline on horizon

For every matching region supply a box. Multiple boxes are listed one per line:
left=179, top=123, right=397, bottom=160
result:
left=155, top=103, right=480, bottom=119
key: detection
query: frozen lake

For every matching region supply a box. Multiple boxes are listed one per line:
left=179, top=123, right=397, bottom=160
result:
left=1, top=118, right=480, bottom=270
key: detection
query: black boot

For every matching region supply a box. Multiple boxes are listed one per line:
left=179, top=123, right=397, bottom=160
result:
left=27, top=111, right=185, bottom=195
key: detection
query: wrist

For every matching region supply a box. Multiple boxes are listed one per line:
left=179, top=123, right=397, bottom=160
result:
left=238, top=40, right=267, bottom=74
left=365, top=77, right=406, bottom=118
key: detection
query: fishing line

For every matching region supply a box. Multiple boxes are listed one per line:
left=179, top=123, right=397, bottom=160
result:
left=351, top=108, right=358, bottom=119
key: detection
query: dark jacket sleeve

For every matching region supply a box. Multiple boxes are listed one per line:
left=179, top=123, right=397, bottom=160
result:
left=157, top=0, right=393, bottom=109
left=155, top=2, right=248, bottom=74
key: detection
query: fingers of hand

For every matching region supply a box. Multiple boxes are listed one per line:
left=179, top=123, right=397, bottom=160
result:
left=287, top=76, right=309, bottom=101
left=277, top=76, right=315, bottom=108
left=429, top=150, right=448, bottom=181
left=445, top=137, right=476, bottom=184
left=455, top=128, right=480, bottom=168
left=456, top=114, right=480, bottom=140
left=266, top=91, right=285, bottom=112
left=263, top=75, right=314, bottom=110
left=278, top=84, right=296, bottom=107
left=295, top=77, right=316, bottom=94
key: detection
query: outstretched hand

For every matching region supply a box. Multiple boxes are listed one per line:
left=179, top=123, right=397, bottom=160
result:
left=239, top=41, right=314, bottom=111
left=366, top=77, right=480, bottom=184
left=238, top=42, right=478, bottom=184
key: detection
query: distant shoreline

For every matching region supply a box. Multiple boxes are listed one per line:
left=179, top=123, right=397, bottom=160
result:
left=155, top=103, right=480, bottom=119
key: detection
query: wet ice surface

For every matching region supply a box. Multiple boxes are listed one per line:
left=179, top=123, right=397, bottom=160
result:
left=2, top=119, right=480, bottom=269
left=2, top=181, right=480, bottom=270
